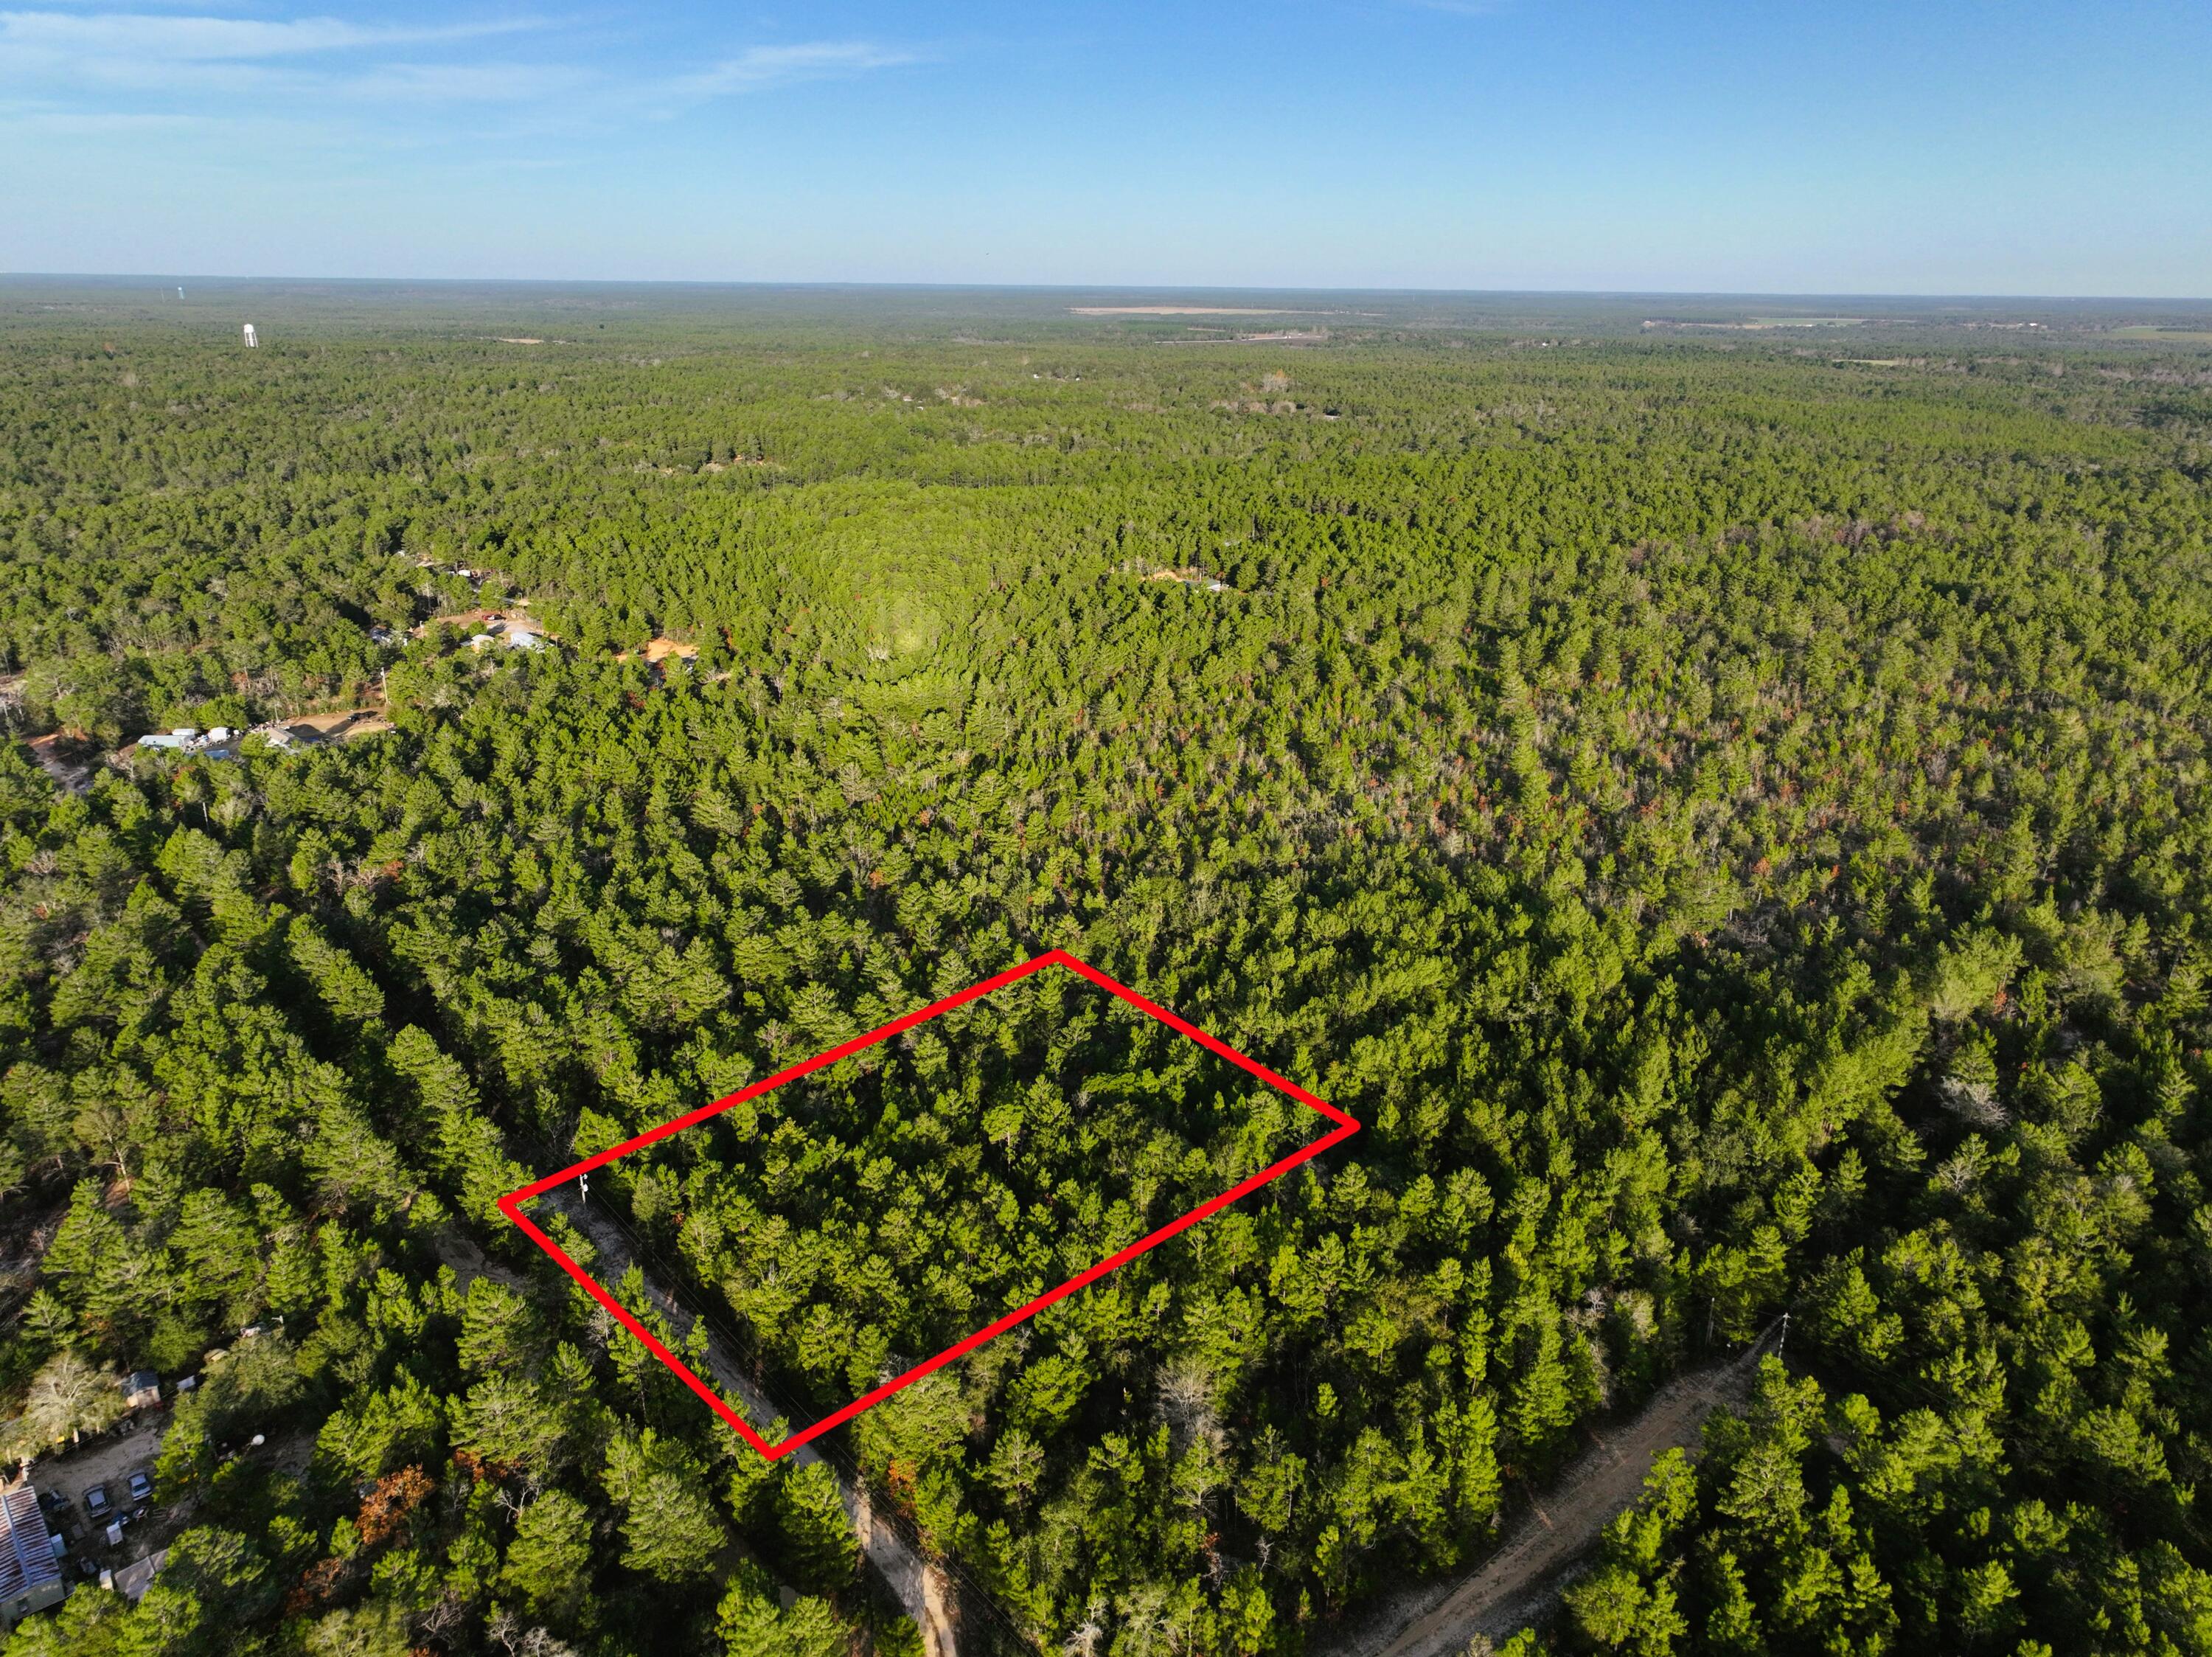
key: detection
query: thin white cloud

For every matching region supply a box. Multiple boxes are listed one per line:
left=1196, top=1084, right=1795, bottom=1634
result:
left=672, top=41, right=920, bottom=100
left=0, top=12, right=928, bottom=136
left=0, top=10, right=538, bottom=58
left=0, top=9, right=563, bottom=106
left=349, top=60, right=585, bottom=103
left=0, top=101, right=206, bottom=128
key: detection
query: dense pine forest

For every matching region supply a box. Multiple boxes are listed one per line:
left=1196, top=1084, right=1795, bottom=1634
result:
left=4, top=282, right=2212, bottom=1656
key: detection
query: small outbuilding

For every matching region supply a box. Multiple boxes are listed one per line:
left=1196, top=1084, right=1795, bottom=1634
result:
left=101, top=1549, right=165, bottom=1603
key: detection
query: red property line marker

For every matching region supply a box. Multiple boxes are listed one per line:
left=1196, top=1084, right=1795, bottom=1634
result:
left=497, top=947, right=1359, bottom=1461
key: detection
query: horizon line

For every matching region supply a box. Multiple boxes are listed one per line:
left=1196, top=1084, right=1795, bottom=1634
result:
left=4, top=272, right=2211, bottom=306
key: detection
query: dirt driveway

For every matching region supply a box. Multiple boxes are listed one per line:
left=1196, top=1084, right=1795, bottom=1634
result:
left=29, top=1412, right=170, bottom=1583
left=33, top=1414, right=164, bottom=1518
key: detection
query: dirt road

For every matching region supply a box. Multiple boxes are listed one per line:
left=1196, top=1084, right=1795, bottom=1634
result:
left=1335, top=1341, right=1772, bottom=1657
left=529, top=1189, right=962, bottom=1657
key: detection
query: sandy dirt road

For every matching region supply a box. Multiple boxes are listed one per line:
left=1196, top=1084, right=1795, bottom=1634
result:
left=525, top=1189, right=964, bottom=1657
left=1334, top=1341, right=1773, bottom=1657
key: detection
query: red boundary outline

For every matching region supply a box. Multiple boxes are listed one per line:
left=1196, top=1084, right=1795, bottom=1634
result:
left=497, top=948, right=1359, bottom=1461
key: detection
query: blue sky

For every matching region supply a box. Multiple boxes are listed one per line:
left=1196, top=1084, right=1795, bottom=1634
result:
left=3, top=0, right=2206, bottom=293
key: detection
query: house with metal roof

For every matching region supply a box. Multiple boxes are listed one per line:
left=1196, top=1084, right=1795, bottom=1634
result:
left=0, top=1475, right=65, bottom=1629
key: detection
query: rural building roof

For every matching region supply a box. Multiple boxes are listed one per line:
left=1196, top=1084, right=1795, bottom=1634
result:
left=104, top=1548, right=165, bottom=1602
left=0, top=1476, right=61, bottom=1607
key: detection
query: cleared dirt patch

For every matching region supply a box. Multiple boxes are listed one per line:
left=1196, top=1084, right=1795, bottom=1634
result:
left=413, top=608, right=499, bottom=637
left=282, top=709, right=375, bottom=735
left=1144, top=566, right=1237, bottom=593
left=25, top=732, right=93, bottom=793
left=31, top=1413, right=191, bottom=1591
left=263, top=709, right=393, bottom=747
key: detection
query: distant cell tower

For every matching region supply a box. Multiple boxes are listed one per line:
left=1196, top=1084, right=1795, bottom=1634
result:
left=242, top=324, right=259, bottom=349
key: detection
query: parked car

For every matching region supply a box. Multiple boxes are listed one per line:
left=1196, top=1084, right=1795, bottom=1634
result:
left=36, top=1489, right=69, bottom=1521
left=82, top=1484, right=110, bottom=1521
left=126, top=1470, right=152, bottom=1504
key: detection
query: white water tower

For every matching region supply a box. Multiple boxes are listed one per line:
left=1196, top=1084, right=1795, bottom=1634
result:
left=242, top=324, right=259, bottom=348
